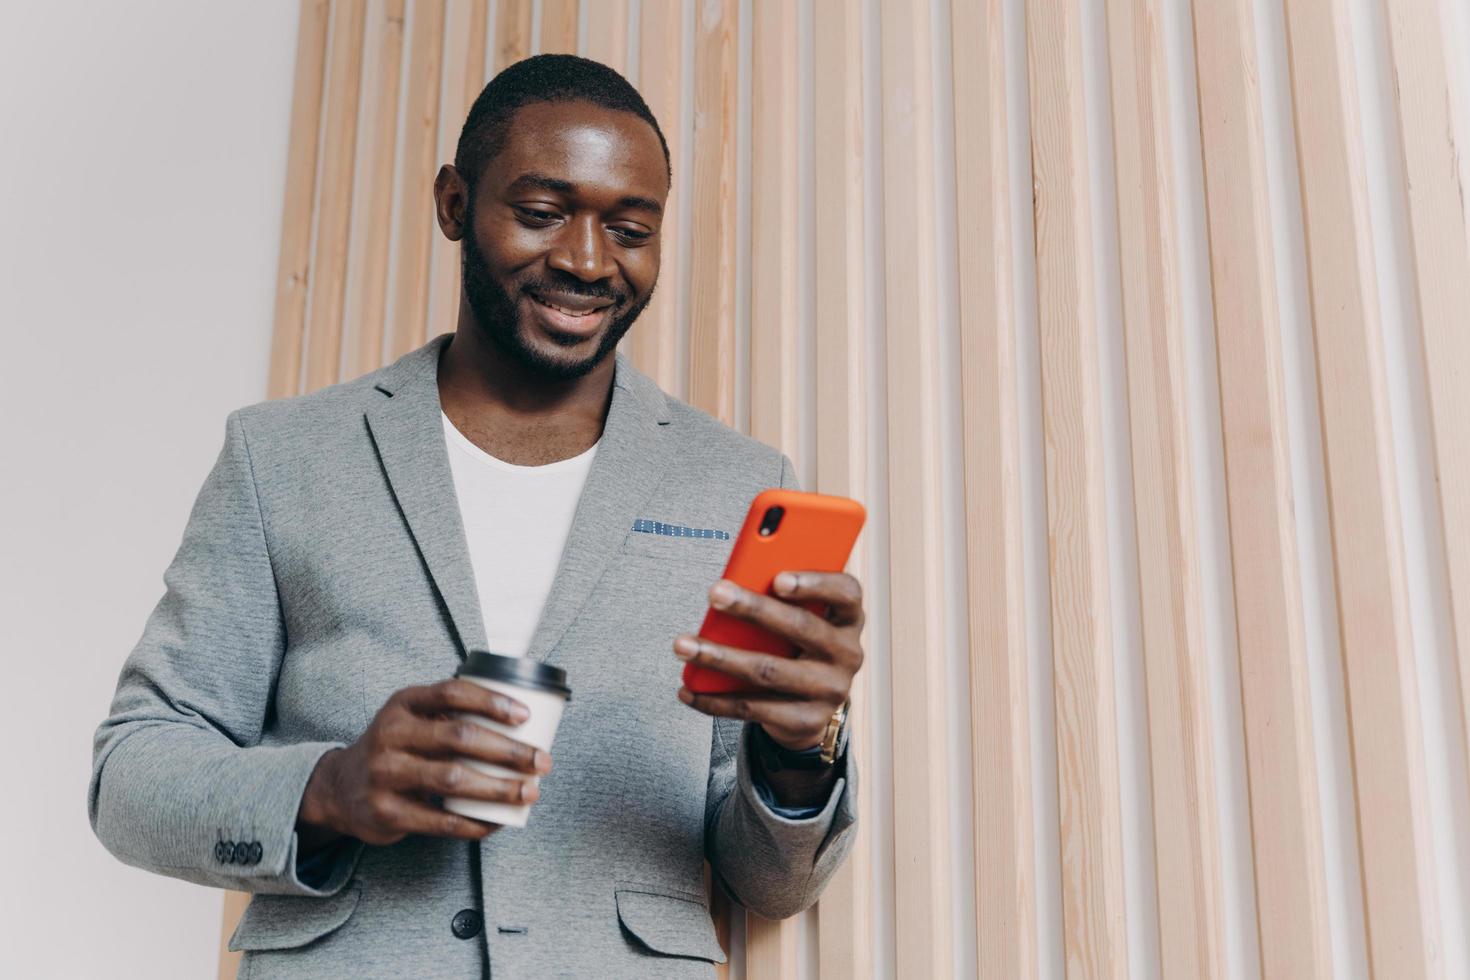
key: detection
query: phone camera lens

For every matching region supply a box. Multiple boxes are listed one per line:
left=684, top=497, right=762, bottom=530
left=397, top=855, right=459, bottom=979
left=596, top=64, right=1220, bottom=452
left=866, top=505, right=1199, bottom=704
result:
left=758, top=506, right=785, bottom=537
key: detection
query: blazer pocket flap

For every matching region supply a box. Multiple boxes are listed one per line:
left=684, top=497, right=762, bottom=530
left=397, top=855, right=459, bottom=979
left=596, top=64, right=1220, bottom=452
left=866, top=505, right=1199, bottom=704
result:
left=227, top=884, right=361, bottom=953
left=614, top=885, right=728, bottom=963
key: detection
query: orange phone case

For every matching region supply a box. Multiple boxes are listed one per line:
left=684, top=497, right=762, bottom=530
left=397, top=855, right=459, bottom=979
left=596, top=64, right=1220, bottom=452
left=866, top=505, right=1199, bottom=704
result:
left=683, top=489, right=866, bottom=695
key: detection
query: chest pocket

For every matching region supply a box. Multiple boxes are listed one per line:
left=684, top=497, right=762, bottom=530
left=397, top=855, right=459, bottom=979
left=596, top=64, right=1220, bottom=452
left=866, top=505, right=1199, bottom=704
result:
left=617, top=527, right=734, bottom=568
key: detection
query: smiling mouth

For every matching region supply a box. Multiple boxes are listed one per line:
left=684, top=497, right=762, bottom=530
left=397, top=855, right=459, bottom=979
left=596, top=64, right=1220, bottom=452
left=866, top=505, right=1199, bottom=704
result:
left=528, top=291, right=614, bottom=318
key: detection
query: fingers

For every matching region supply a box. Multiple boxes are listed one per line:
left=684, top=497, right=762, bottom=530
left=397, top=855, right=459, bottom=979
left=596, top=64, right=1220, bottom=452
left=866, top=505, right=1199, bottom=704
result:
left=676, top=687, right=831, bottom=747
left=367, top=794, right=500, bottom=842
left=708, top=579, right=862, bottom=668
left=371, top=751, right=541, bottom=804
left=388, top=715, right=551, bottom=775
left=391, top=678, right=531, bottom=726
left=674, top=635, right=848, bottom=702
left=771, top=571, right=865, bottom=628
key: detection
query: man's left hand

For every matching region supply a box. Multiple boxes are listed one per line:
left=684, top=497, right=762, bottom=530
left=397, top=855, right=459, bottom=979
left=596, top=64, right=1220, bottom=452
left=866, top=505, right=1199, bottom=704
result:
left=673, top=571, right=865, bottom=751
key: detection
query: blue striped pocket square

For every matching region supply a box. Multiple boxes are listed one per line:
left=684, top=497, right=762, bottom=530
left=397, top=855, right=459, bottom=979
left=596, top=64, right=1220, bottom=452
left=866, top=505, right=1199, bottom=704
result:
left=632, top=519, right=731, bottom=540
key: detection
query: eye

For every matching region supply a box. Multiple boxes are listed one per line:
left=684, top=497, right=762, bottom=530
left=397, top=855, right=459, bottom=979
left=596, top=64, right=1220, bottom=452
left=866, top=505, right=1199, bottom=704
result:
left=513, top=206, right=560, bottom=226
left=610, top=225, right=653, bottom=245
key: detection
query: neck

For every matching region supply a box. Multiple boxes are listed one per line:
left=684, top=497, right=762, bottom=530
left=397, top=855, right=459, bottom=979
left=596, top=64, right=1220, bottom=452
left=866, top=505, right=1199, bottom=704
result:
left=436, top=298, right=614, bottom=464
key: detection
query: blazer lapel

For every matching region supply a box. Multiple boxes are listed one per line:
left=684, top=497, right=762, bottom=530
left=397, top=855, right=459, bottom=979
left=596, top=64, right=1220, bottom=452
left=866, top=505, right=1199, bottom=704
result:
left=526, top=353, right=673, bottom=664
left=364, top=333, right=487, bottom=660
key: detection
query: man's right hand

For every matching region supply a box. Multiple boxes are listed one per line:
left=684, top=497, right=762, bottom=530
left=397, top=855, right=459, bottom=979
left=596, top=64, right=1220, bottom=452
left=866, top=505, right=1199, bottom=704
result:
left=296, top=679, right=552, bottom=848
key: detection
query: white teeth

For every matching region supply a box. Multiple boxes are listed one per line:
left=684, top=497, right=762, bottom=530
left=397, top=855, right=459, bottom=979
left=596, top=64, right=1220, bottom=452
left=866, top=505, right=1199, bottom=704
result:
left=534, top=295, right=600, bottom=317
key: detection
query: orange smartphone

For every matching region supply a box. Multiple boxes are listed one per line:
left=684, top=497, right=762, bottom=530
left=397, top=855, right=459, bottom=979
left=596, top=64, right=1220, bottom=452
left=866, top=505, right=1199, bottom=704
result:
left=683, top=488, right=866, bottom=695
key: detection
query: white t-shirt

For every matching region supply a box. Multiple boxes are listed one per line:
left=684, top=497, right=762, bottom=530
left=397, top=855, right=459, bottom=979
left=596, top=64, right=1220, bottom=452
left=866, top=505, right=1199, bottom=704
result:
left=441, top=411, right=598, bottom=657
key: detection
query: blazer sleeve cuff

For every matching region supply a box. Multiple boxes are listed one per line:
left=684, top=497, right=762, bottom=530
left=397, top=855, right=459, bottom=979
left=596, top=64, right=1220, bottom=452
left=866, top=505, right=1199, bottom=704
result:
left=216, top=740, right=365, bottom=897
left=736, top=722, right=852, bottom=832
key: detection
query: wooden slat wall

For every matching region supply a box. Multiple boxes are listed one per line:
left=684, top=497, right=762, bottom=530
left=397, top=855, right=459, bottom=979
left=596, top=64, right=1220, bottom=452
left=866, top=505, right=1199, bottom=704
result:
left=1281, top=0, right=1440, bottom=974
left=1380, top=0, right=1470, bottom=781
left=1189, top=0, right=1335, bottom=976
left=1024, top=0, right=1129, bottom=975
left=224, top=1, right=1470, bottom=976
left=951, top=0, right=1035, bottom=978
left=878, top=0, right=955, bottom=975
left=1104, top=0, right=1224, bottom=976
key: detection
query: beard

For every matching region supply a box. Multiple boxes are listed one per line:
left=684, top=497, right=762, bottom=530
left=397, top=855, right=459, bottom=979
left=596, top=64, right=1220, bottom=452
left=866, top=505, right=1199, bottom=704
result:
left=460, top=204, right=653, bottom=382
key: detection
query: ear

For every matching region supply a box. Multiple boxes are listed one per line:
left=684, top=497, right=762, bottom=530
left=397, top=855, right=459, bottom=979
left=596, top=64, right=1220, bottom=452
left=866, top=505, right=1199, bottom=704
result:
left=433, top=165, right=469, bottom=241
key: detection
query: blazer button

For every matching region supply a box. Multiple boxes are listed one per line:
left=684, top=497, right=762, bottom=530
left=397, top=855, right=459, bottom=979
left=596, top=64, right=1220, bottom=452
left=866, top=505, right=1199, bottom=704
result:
left=232, top=841, right=251, bottom=865
left=214, top=841, right=230, bottom=863
left=450, top=909, right=482, bottom=940
left=247, top=841, right=263, bottom=865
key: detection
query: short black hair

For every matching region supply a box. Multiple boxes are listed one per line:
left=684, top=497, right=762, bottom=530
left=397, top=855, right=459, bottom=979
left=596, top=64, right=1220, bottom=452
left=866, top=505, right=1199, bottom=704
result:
left=454, top=54, right=671, bottom=194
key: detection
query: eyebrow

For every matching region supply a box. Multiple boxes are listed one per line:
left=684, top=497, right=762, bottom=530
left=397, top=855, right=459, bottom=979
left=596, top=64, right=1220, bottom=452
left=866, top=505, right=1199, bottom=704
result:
left=506, top=171, right=663, bottom=216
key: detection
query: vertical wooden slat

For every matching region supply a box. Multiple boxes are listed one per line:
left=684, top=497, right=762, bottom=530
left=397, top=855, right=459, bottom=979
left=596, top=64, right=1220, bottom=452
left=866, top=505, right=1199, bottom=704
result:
left=1024, top=0, right=1129, bottom=975
left=539, top=0, right=579, bottom=55
left=429, top=0, right=489, bottom=341
left=345, top=0, right=408, bottom=380
left=1188, top=0, right=1334, bottom=976
left=879, top=0, right=955, bottom=975
left=745, top=1, right=801, bottom=976
left=1380, top=0, right=1470, bottom=773
left=952, top=0, right=1037, bottom=977
left=812, top=1, right=872, bottom=977
left=388, top=0, right=447, bottom=359
left=493, top=0, right=532, bottom=72
left=748, top=0, right=800, bottom=462
left=1103, top=0, right=1225, bottom=977
left=687, top=0, right=739, bottom=425
left=1282, top=0, right=1442, bottom=974
left=631, top=0, right=685, bottom=394
left=266, top=0, right=332, bottom=401
left=303, top=1, right=368, bottom=393
left=584, top=0, right=629, bottom=73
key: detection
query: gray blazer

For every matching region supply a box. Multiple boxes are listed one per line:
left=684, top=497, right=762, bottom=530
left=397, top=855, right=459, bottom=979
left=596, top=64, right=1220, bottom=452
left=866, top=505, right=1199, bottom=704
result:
left=89, top=334, right=858, bottom=978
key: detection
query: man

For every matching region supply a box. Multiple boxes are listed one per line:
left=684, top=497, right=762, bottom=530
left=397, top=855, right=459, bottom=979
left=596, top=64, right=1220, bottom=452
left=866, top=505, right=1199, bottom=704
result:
left=89, top=55, right=863, bottom=978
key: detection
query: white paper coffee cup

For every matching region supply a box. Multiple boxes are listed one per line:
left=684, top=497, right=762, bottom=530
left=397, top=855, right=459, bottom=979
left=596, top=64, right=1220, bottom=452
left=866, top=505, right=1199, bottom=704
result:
left=442, top=650, right=570, bottom=828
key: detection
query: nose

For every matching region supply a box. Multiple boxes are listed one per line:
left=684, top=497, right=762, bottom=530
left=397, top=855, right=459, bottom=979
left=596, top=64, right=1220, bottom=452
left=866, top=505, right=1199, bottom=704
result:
left=547, top=214, right=616, bottom=283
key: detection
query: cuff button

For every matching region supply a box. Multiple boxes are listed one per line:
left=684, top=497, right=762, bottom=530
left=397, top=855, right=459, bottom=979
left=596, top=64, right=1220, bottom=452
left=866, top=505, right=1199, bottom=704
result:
left=232, top=842, right=250, bottom=865
left=214, top=841, right=229, bottom=863
left=247, top=841, right=263, bottom=865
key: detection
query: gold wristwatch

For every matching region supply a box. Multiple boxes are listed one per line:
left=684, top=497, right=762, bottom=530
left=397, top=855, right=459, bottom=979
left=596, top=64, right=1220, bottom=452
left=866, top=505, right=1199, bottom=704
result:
left=818, top=698, right=851, bottom=765
left=753, top=699, right=851, bottom=772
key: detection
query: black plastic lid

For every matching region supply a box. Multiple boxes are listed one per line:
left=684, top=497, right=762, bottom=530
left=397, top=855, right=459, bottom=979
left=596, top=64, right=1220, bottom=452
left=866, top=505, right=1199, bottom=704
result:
left=456, top=650, right=571, bottom=700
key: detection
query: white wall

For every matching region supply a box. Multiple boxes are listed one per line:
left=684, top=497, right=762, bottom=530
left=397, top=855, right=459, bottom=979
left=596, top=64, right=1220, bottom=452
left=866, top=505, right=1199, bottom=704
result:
left=0, top=3, right=298, bottom=976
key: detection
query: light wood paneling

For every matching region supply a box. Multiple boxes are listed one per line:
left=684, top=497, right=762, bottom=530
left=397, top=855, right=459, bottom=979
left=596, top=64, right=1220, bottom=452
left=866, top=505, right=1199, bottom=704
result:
left=630, top=0, right=686, bottom=395
left=344, top=0, right=407, bottom=380
left=584, top=0, right=629, bottom=75
left=388, top=0, right=447, bottom=359
left=429, top=0, right=489, bottom=342
left=266, top=0, right=332, bottom=401
left=1103, top=0, right=1225, bottom=976
left=1024, top=0, right=1129, bottom=974
left=686, top=0, right=739, bottom=425
left=812, top=2, right=872, bottom=977
left=1189, top=0, right=1334, bottom=975
left=1283, top=0, right=1441, bottom=974
left=1380, top=0, right=1470, bottom=776
left=303, top=0, right=367, bottom=392
left=493, top=0, right=532, bottom=72
left=540, top=0, right=579, bottom=55
left=879, top=0, right=955, bottom=975
left=951, top=0, right=1037, bottom=977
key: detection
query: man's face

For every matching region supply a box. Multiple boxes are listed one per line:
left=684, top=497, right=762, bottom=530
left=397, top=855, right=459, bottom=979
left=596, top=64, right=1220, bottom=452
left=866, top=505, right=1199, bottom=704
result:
left=453, top=100, right=667, bottom=380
